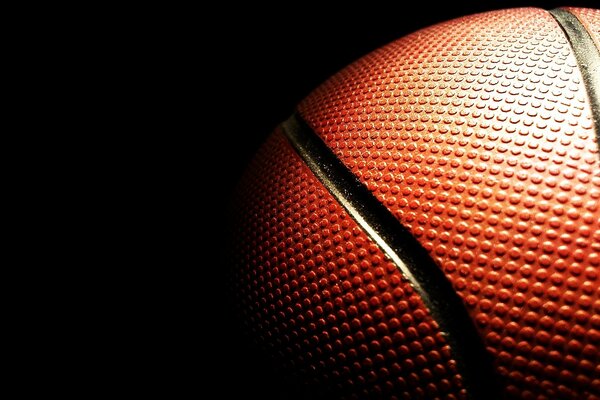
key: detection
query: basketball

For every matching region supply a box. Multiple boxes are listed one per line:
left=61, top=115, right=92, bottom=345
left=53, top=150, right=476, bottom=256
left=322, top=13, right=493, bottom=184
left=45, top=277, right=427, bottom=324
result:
left=228, top=7, right=600, bottom=399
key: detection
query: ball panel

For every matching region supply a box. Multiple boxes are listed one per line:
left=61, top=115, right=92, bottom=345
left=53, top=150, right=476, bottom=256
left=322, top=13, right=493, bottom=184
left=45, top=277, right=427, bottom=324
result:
left=231, top=129, right=468, bottom=399
left=298, top=7, right=600, bottom=400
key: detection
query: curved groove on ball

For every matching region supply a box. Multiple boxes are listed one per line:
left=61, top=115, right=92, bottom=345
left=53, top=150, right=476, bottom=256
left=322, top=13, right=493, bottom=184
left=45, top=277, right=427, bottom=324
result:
left=282, top=114, right=501, bottom=400
left=551, top=8, right=600, bottom=152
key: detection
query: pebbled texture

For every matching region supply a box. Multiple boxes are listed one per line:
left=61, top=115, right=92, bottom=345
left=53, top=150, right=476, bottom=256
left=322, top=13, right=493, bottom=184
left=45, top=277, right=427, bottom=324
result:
left=231, top=130, right=468, bottom=399
left=298, top=7, right=600, bottom=400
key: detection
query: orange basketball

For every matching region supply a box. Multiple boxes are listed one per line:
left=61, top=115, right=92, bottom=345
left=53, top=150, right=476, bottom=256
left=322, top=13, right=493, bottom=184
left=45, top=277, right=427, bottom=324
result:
left=229, top=7, right=600, bottom=399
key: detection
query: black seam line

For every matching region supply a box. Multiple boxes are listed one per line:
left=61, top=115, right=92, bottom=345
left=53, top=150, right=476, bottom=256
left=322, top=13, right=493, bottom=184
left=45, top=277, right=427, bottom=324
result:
left=550, top=8, right=600, bottom=156
left=282, top=114, right=501, bottom=400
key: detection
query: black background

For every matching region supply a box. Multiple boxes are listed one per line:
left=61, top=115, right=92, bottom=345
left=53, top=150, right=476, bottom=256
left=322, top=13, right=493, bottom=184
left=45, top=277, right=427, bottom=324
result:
left=207, top=1, right=597, bottom=398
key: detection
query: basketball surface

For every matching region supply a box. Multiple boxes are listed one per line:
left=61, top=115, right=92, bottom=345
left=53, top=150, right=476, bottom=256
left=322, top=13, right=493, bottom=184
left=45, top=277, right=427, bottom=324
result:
left=229, top=7, right=600, bottom=399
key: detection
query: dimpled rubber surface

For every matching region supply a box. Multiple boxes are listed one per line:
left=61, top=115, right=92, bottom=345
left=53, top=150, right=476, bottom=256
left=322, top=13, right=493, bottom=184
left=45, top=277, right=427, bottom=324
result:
left=298, top=8, right=600, bottom=400
left=231, top=130, right=468, bottom=399
left=566, top=8, right=600, bottom=46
